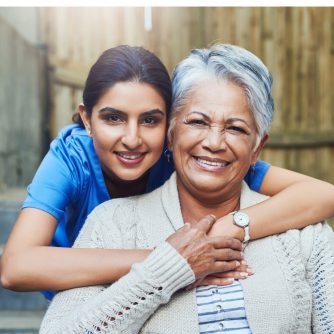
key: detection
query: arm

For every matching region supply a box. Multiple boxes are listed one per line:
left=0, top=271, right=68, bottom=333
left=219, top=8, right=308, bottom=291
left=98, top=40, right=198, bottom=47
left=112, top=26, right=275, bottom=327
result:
left=40, top=211, right=241, bottom=333
left=1, top=132, right=151, bottom=291
left=209, top=165, right=334, bottom=241
left=39, top=208, right=194, bottom=334
left=0, top=208, right=150, bottom=291
left=41, top=242, right=194, bottom=334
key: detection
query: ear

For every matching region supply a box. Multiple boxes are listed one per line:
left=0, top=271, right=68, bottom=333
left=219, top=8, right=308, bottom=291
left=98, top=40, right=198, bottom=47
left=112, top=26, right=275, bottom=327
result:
left=167, top=128, right=173, bottom=152
left=251, top=134, right=269, bottom=165
left=78, top=104, right=92, bottom=132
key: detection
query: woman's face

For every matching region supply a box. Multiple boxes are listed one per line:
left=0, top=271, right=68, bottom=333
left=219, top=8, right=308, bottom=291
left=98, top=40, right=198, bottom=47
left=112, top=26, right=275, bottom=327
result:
left=81, top=81, right=167, bottom=182
left=169, top=80, right=265, bottom=201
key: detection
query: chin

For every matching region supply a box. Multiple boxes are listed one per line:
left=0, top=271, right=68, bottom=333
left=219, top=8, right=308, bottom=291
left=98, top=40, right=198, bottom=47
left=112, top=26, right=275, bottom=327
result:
left=189, top=178, right=227, bottom=193
left=109, top=169, right=147, bottom=183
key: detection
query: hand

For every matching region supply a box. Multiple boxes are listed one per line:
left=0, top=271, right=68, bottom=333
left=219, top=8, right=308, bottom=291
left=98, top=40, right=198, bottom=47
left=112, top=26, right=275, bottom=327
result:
left=166, top=215, right=244, bottom=280
left=187, top=260, right=255, bottom=289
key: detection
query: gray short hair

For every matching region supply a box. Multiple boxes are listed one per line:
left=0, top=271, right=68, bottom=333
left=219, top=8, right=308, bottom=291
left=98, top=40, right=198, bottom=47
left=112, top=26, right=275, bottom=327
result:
left=170, top=44, right=274, bottom=139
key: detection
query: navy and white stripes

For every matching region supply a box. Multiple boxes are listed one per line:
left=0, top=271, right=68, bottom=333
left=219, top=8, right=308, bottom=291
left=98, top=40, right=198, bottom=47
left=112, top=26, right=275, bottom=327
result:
left=196, top=281, right=252, bottom=333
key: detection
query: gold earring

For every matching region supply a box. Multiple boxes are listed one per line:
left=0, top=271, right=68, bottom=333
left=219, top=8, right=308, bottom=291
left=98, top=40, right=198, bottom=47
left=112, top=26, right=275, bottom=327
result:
left=87, top=129, right=92, bottom=136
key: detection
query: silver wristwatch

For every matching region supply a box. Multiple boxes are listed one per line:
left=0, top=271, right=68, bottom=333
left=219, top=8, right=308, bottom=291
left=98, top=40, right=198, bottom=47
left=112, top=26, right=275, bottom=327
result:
left=230, top=211, right=250, bottom=243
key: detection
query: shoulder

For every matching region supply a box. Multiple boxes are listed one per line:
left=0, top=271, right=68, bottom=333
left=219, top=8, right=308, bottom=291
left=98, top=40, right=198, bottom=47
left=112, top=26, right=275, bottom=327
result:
left=94, top=184, right=164, bottom=223
left=300, top=222, right=334, bottom=260
left=51, top=124, right=91, bottom=155
left=92, top=197, right=138, bottom=221
left=273, top=222, right=334, bottom=267
left=49, top=124, right=97, bottom=177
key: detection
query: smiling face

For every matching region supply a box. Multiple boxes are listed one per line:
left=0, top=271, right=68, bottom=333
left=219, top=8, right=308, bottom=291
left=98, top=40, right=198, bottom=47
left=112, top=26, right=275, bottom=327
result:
left=169, top=79, right=266, bottom=203
left=80, top=81, right=167, bottom=183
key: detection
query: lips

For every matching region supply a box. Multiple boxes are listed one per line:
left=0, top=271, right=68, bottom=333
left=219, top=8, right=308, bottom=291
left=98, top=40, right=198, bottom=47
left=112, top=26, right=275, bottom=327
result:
left=115, top=151, right=147, bottom=166
left=193, top=156, right=230, bottom=170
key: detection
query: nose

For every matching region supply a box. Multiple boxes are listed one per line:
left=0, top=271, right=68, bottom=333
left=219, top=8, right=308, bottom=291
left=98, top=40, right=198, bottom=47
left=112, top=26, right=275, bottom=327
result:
left=201, top=126, right=227, bottom=152
left=121, top=123, right=143, bottom=149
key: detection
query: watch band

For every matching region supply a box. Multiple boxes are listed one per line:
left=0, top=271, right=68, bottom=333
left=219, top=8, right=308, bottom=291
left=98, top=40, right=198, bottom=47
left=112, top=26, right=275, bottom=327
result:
left=243, top=225, right=250, bottom=243
left=230, top=211, right=250, bottom=244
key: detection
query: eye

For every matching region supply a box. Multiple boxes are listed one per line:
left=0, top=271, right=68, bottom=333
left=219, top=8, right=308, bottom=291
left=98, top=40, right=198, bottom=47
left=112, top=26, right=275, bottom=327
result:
left=105, top=114, right=123, bottom=123
left=142, top=116, right=157, bottom=125
left=226, top=126, right=247, bottom=134
left=184, top=118, right=208, bottom=127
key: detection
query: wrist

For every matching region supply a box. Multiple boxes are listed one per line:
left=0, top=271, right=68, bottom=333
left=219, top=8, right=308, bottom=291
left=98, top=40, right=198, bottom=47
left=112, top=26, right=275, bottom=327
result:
left=210, top=216, right=245, bottom=241
left=230, top=211, right=250, bottom=243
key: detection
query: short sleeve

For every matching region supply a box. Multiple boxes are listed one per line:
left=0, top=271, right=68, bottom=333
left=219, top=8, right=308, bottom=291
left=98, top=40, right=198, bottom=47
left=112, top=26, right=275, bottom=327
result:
left=22, top=136, right=79, bottom=221
left=244, top=160, right=270, bottom=192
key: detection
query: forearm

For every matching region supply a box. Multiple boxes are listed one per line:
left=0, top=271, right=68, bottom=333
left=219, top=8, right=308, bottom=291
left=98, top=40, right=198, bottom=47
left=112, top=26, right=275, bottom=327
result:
left=40, top=243, right=194, bottom=334
left=211, top=181, right=334, bottom=241
left=1, top=246, right=150, bottom=291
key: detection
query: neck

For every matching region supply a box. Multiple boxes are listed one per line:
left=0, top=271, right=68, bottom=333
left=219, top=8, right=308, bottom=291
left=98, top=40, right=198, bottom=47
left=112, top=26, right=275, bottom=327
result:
left=103, top=172, right=149, bottom=198
left=177, top=178, right=241, bottom=224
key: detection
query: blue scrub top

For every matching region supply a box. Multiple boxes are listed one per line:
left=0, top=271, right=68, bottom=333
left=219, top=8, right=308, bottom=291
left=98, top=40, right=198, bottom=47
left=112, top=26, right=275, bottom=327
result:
left=22, top=124, right=270, bottom=299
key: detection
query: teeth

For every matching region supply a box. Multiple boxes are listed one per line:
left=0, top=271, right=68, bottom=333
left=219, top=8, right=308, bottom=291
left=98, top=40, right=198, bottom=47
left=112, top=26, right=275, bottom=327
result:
left=118, top=153, right=142, bottom=160
left=196, top=158, right=228, bottom=167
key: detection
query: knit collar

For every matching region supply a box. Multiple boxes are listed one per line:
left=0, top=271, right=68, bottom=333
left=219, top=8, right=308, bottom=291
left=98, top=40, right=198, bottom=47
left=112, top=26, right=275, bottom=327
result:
left=161, top=171, right=267, bottom=231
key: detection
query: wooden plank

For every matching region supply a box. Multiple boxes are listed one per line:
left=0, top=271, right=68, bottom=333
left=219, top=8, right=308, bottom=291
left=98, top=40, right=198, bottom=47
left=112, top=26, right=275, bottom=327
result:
left=268, top=132, right=334, bottom=148
left=38, top=7, right=334, bottom=186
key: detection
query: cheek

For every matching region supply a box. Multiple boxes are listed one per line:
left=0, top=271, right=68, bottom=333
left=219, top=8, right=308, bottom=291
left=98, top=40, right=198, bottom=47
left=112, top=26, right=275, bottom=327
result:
left=92, top=127, right=121, bottom=152
left=171, top=126, right=199, bottom=151
left=143, top=126, right=166, bottom=152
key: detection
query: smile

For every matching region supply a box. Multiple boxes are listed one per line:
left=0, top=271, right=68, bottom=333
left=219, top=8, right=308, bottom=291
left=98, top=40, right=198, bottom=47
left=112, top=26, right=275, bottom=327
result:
left=193, top=156, right=230, bottom=170
left=115, top=151, right=147, bottom=165
left=116, top=152, right=145, bottom=160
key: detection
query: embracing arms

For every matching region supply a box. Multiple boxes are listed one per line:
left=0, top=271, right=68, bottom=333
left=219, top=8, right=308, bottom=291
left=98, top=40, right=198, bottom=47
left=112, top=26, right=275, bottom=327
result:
left=210, top=165, right=334, bottom=240
left=40, top=214, right=242, bottom=333
left=2, top=164, right=334, bottom=292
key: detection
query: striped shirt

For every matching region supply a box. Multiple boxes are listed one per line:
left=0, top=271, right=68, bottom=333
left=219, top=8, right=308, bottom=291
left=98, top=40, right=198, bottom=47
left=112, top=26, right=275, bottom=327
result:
left=196, top=281, right=252, bottom=333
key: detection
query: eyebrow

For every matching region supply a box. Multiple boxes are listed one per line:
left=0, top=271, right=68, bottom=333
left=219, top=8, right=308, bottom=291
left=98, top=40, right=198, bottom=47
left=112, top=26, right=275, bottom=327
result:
left=98, top=107, right=165, bottom=116
left=189, top=112, right=251, bottom=128
left=226, top=117, right=251, bottom=128
left=187, top=111, right=210, bottom=119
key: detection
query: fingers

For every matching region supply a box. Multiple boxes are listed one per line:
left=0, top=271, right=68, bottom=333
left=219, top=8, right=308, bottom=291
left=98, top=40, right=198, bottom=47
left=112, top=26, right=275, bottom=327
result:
left=196, top=276, right=235, bottom=287
left=213, top=260, right=243, bottom=273
left=211, top=236, right=243, bottom=251
left=212, top=269, right=253, bottom=280
left=213, top=248, right=244, bottom=262
left=193, top=214, right=216, bottom=233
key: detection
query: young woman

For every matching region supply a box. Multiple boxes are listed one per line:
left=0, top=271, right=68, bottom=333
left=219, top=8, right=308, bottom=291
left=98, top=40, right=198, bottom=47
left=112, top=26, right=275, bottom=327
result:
left=1, top=45, right=334, bottom=301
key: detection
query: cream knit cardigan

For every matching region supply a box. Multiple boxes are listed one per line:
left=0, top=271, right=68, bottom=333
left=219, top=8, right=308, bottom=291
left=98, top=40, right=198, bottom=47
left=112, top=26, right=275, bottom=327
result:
left=40, top=173, right=334, bottom=334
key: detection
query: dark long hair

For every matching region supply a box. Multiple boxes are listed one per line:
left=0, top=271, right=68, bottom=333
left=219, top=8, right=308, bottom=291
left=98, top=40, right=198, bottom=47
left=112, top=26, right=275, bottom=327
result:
left=72, top=45, right=172, bottom=126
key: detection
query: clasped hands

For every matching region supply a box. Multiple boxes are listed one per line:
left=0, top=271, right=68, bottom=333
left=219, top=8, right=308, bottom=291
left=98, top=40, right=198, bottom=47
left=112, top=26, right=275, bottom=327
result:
left=166, top=215, right=253, bottom=288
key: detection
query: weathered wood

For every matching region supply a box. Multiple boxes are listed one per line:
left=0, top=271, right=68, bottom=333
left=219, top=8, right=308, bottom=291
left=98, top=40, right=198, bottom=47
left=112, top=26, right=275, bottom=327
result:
left=38, top=7, right=334, bottom=185
left=0, top=18, right=46, bottom=188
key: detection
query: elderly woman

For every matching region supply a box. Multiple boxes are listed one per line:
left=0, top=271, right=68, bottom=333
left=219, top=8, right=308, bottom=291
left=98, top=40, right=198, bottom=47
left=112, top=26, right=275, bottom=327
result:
left=40, top=44, right=334, bottom=333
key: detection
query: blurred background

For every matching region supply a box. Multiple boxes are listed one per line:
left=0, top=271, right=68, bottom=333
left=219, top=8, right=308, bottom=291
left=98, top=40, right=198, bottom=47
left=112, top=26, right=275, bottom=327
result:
left=0, top=7, right=333, bottom=333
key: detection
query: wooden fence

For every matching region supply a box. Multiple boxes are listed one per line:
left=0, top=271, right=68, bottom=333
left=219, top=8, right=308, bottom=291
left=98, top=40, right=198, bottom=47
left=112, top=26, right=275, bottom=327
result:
left=39, top=7, right=334, bottom=184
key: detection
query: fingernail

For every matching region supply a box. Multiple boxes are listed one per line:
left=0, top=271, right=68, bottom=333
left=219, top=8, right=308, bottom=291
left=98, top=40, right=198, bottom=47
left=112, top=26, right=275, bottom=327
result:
left=246, top=268, right=254, bottom=275
left=225, top=278, right=234, bottom=283
left=241, top=260, right=247, bottom=265
left=240, top=252, right=244, bottom=258
left=240, top=272, right=248, bottom=278
left=235, top=261, right=241, bottom=266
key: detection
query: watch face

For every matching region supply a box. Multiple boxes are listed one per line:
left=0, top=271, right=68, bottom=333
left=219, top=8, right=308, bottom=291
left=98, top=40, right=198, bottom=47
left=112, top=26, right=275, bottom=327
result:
left=234, top=212, right=249, bottom=227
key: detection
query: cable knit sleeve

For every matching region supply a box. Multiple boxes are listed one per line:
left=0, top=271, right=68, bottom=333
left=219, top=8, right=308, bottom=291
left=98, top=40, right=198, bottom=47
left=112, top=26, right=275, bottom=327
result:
left=39, top=202, right=195, bottom=334
left=306, top=223, right=334, bottom=333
